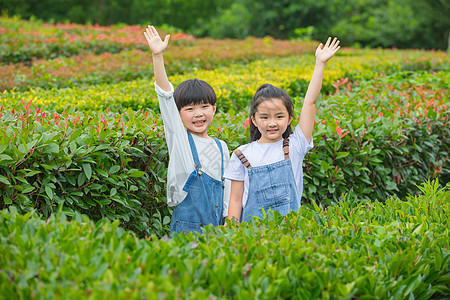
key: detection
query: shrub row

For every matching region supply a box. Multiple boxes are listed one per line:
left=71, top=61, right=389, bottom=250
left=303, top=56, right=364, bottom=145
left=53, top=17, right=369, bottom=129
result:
left=0, top=38, right=315, bottom=92
left=0, top=70, right=448, bottom=236
left=1, top=16, right=320, bottom=92
left=1, top=49, right=447, bottom=112
left=1, top=180, right=448, bottom=298
left=0, top=16, right=150, bottom=64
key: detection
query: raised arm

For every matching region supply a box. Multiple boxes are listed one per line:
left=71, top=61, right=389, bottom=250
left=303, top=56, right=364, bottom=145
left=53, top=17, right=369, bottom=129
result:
left=144, top=25, right=171, bottom=92
left=299, top=37, right=340, bottom=143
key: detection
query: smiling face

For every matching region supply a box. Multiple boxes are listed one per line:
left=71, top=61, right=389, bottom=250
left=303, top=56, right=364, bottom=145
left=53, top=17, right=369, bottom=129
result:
left=251, top=98, right=292, bottom=143
left=179, top=103, right=216, bottom=138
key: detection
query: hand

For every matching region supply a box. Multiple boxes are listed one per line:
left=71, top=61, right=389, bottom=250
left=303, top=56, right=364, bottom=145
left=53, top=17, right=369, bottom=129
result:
left=144, top=25, right=170, bottom=55
left=315, top=37, right=340, bottom=63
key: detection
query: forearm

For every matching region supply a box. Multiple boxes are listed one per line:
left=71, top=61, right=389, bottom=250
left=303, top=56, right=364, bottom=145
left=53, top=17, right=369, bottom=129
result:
left=299, top=60, right=326, bottom=143
left=152, top=53, right=171, bottom=92
left=304, top=60, right=326, bottom=105
left=227, top=197, right=242, bottom=221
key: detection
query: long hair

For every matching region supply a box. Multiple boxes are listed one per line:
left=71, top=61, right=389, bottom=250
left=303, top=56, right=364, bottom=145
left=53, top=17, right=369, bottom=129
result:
left=249, top=83, right=294, bottom=141
left=173, top=79, right=217, bottom=111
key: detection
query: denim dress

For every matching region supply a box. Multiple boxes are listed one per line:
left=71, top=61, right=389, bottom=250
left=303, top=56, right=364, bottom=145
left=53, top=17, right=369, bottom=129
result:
left=170, top=131, right=225, bottom=235
left=235, top=138, right=300, bottom=222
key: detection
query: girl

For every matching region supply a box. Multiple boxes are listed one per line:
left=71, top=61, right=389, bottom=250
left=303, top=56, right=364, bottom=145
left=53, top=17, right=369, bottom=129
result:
left=225, top=37, right=340, bottom=222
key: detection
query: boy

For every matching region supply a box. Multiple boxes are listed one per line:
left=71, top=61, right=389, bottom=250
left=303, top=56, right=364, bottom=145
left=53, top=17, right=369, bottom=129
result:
left=144, top=25, right=231, bottom=235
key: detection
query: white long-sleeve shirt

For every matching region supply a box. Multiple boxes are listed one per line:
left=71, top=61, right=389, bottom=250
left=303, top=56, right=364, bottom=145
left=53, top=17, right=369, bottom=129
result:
left=155, top=82, right=231, bottom=217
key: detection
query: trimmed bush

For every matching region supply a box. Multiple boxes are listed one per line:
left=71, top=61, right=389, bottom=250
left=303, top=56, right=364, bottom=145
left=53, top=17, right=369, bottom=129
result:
left=0, top=180, right=448, bottom=298
left=0, top=70, right=447, bottom=237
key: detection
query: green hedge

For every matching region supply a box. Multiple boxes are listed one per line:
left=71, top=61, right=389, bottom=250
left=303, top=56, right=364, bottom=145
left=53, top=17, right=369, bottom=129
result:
left=0, top=70, right=448, bottom=237
left=1, top=180, right=448, bottom=298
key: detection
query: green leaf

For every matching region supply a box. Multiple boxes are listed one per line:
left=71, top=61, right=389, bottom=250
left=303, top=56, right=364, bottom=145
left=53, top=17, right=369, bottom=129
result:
left=83, top=163, right=92, bottom=180
left=14, top=185, right=24, bottom=192
left=320, top=160, right=330, bottom=172
left=95, top=169, right=108, bottom=177
left=40, top=164, right=53, bottom=170
left=18, top=144, right=27, bottom=154
left=25, top=170, right=41, bottom=177
left=43, top=143, right=60, bottom=154
left=0, top=176, right=11, bottom=185
left=163, top=216, right=171, bottom=225
left=66, top=174, right=76, bottom=186
left=111, top=197, right=125, bottom=206
left=336, top=151, right=349, bottom=159
left=78, top=172, right=86, bottom=187
left=109, top=165, right=120, bottom=174
left=23, top=186, right=35, bottom=193
left=45, top=185, right=53, bottom=199
left=0, top=154, right=13, bottom=161
left=129, top=171, right=145, bottom=178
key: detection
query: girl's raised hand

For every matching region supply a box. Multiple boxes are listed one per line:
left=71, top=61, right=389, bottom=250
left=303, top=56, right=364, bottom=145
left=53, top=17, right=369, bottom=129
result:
left=144, top=25, right=170, bottom=55
left=315, top=37, right=340, bottom=63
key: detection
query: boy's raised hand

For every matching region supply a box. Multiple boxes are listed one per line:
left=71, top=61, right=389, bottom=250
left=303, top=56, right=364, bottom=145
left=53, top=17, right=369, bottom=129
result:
left=315, top=37, right=340, bottom=63
left=144, top=25, right=170, bottom=55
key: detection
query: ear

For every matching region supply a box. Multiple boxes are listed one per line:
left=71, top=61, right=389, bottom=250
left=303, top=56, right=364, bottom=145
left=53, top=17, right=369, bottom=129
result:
left=213, top=104, right=217, bottom=115
left=288, top=116, right=293, bottom=125
left=251, top=116, right=257, bottom=127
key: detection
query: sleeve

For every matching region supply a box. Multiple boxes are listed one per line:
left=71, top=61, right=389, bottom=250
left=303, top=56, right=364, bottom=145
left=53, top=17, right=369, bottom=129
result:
left=155, top=81, right=184, bottom=136
left=155, top=81, right=194, bottom=206
left=155, top=81, right=191, bottom=156
left=290, top=124, right=314, bottom=157
left=221, top=141, right=231, bottom=218
left=223, top=151, right=246, bottom=181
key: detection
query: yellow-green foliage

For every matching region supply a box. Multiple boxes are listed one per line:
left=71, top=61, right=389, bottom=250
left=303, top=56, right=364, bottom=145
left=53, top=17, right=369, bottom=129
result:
left=1, top=48, right=447, bottom=113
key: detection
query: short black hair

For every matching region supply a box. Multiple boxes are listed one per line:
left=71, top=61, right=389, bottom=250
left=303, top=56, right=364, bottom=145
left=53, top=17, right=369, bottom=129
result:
left=173, top=79, right=217, bottom=111
left=250, top=83, right=294, bottom=141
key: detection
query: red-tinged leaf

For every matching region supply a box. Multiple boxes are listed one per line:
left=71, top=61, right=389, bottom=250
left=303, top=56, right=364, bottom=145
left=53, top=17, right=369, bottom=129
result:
left=336, top=126, right=342, bottom=137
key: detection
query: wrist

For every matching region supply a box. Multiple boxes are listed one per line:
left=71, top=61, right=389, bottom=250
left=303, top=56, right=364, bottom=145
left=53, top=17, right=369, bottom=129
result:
left=315, top=59, right=327, bottom=67
left=152, top=53, right=164, bottom=58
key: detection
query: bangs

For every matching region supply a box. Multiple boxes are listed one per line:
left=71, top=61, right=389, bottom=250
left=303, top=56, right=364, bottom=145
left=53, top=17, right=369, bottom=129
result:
left=174, top=79, right=217, bottom=111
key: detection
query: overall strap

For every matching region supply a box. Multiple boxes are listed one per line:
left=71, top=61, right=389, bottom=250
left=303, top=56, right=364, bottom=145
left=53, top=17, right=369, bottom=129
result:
left=283, top=137, right=290, bottom=159
left=187, top=131, right=201, bottom=171
left=212, top=138, right=224, bottom=178
left=234, top=149, right=252, bottom=169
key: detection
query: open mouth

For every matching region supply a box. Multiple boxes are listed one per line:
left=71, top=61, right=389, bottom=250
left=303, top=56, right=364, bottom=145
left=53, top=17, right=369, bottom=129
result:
left=267, top=129, right=278, bottom=134
left=194, top=120, right=206, bottom=127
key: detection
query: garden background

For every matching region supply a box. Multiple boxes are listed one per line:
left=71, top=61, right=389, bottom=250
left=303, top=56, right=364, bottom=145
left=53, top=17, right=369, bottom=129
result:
left=0, top=0, right=449, bottom=298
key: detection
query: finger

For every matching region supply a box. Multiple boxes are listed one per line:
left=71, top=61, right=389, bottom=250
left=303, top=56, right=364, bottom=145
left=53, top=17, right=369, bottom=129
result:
left=330, top=37, right=337, bottom=48
left=324, top=37, right=331, bottom=48
left=333, top=45, right=341, bottom=54
left=332, top=39, right=340, bottom=50
left=151, top=26, right=159, bottom=38
left=144, top=30, right=153, bottom=42
left=145, top=26, right=153, bottom=38
left=163, top=35, right=170, bottom=45
left=316, top=43, right=323, bottom=51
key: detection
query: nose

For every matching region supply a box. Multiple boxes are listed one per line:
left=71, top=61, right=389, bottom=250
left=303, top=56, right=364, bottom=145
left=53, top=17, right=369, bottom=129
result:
left=193, top=108, right=203, bottom=117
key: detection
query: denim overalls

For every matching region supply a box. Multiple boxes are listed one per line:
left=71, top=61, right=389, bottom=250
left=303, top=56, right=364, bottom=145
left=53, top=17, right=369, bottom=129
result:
left=235, top=138, right=300, bottom=222
left=170, top=131, right=225, bottom=235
